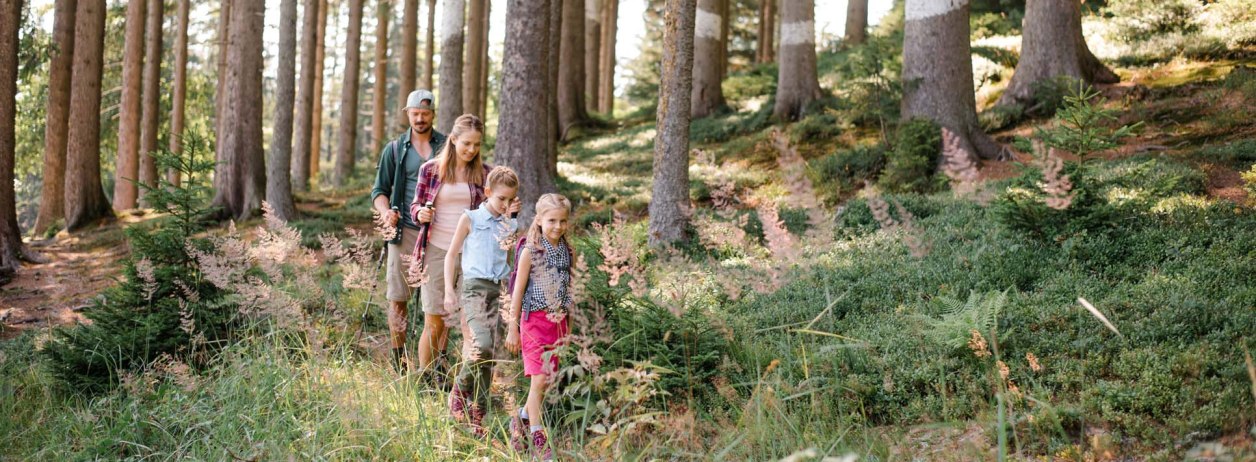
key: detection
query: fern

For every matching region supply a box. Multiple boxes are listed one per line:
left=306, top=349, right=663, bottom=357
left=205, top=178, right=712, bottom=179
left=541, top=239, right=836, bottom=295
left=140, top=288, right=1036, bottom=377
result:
left=917, top=289, right=1010, bottom=352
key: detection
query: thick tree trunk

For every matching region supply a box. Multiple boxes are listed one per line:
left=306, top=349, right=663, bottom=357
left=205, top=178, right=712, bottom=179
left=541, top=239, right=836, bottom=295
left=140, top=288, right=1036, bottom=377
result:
left=597, top=0, right=616, bottom=114
left=649, top=0, right=696, bottom=246
left=844, top=0, right=867, bottom=45
left=546, top=0, right=560, bottom=174
left=902, top=0, right=1001, bottom=160
left=690, top=0, right=726, bottom=118
left=772, top=0, right=820, bottom=121
left=212, top=0, right=266, bottom=220
left=34, top=0, right=76, bottom=235
left=138, top=0, right=163, bottom=204
left=1, top=0, right=25, bottom=277
left=398, top=0, right=417, bottom=125
left=584, top=0, right=601, bottom=113
left=64, top=0, right=113, bottom=231
left=996, top=0, right=1118, bottom=108
left=437, top=0, right=465, bottom=132
left=463, top=0, right=485, bottom=116
left=372, top=0, right=390, bottom=154
left=423, top=0, right=436, bottom=89
left=114, top=0, right=146, bottom=211
left=333, top=0, right=365, bottom=187
left=556, top=0, right=589, bottom=138
left=497, top=0, right=557, bottom=226
left=717, top=0, right=727, bottom=78
left=293, top=0, right=320, bottom=192
left=307, top=0, right=330, bottom=187
left=478, top=0, right=490, bottom=117
left=215, top=0, right=232, bottom=159
left=167, top=0, right=189, bottom=186
left=756, top=0, right=774, bottom=64
left=268, top=0, right=299, bottom=221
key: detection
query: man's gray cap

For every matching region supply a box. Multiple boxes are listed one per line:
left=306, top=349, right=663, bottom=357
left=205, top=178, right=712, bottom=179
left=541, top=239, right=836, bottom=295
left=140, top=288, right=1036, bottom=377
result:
left=404, top=89, right=436, bottom=110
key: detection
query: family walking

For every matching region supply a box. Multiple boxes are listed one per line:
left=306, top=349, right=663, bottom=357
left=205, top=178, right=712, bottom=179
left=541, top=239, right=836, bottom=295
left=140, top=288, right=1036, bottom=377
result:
left=370, top=90, right=575, bottom=460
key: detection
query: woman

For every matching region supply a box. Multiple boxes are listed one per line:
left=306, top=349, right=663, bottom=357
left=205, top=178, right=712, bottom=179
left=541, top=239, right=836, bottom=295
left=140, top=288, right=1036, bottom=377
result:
left=410, top=114, right=518, bottom=382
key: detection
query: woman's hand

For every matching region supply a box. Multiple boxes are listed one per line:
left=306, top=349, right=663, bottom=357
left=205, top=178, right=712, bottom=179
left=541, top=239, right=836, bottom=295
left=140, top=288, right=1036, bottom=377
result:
left=505, top=329, right=520, bottom=354
left=416, top=206, right=434, bottom=224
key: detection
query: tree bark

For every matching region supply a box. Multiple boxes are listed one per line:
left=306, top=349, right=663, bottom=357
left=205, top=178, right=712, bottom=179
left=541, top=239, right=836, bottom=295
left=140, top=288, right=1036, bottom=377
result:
left=584, top=0, right=601, bottom=113
left=756, top=0, right=773, bottom=64
left=293, top=0, right=320, bottom=192
left=691, top=0, right=726, bottom=118
left=463, top=0, right=485, bottom=116
left=773, top=0, right=820, bottom=121
left=114, top=0, right=146, bottom=211
left=215, top=0, right=232, bottom=163
left=34, top=0, right=76, bottom=235
left=268, top=0, right=299, bottom=221
left=648, top=0, right=696, bottom=246
left=996, top=0, right=1118, bottom=108
left=138, top=0, right=163, bottom=203
left=717, top=0, right=727, bottom=79
left=902, top=0, right=1001, bottom=160
left=398, top=0, right=417, bottom=125
left=844, top=0, right=867, bottom=45
left=372, top=0, right=390, bottom=154
left=333, top=0, right=365, bottom=187
left=423, top=0, right=436, bottom=89
left=64, top=0, right=113, bottom=231
left=1, top=0, right=25, bottom=276
left=497, top=0, right=557, bottom=226
left=546, top=0, right=560, bottom=174
left=556, top=0, right=589, bottom=138
left=167, top=0, right=189, bottom=186
left=307, top=0, right=330, bottom=187
left=437, top=0, right=465, bottom=133
left=597, top=0, right=616, bottom=114
left=212, top=0, right=266, bottom=220
left=478, top=0, right=490, bottom=117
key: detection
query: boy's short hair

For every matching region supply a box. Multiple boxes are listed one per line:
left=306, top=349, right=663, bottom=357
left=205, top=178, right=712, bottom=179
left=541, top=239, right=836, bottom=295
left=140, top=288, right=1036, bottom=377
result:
left=486, top=166, right=519, bottom=190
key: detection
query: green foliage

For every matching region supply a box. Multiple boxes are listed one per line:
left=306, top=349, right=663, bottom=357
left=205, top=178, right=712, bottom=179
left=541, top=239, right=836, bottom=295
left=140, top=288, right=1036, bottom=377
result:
left=1033, top=86, right=1140, bottom=160
left=689, top=105, right=774, bottom=144
left=788, top=111, right=842, bottom=144
left=878, top=119, right=941, bottom=194
left=825, top=32, right=904, bottom=133
left=41, top=140, right=232, bottom=394
left=916, top=290, right=1008, bottom=353
left=992, top=161, right=1114, bottom=240
left=970, top=11, right=1023, bottom=40
left=1028, top=76, right=1088, bottom=118
left=1101, top=0, right=1200, bottom=43
left=808, top=145, right=886, bottom=204
left=1222, top=65, right=1256, bottom=100
left=1241, top=164, right=1256, bottom=202
left=604, top=302, right=730, bottom=403
left=722, top=64, right=777, bottom=108
left=1193, top=139, right=1256, bottom=165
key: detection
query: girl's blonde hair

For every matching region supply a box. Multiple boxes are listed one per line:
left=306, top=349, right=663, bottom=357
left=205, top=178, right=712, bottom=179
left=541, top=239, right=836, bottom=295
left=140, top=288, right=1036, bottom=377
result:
left=527, top=193, right=572, bottom=249
left=436, top=114, right=486, bottom=186
left=485, top=166, right=519, bottom=191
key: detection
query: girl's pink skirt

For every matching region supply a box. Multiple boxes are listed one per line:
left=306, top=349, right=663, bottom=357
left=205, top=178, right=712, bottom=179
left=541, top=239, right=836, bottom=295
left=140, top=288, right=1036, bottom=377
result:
left=520, top=311, right=569, bottom=376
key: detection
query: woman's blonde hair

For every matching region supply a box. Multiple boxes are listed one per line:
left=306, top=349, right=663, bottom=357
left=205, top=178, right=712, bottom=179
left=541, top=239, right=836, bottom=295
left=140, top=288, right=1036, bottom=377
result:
left=527, top=193, right=572, bottom=250
left=436, top=114, right=486, bottom=185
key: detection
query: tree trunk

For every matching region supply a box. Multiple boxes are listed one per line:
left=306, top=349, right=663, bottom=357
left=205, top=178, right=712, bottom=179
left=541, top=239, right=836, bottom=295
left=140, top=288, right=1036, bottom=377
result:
left=648, top=0, right=696, bottom=246
left=497, top=0, right=557, bottom=226
left=138, top=0, right=163, bottom=204
left=167, top=0, right=189, bottom=186
left=114, top=0, right=146, bottom=211
left=596, top=0, right=616, bottom=114
left=212, top=0, right=266, bottom=220
left=463, top=0, right=485, bottom=116
left=996, top=0, right=1118, bottom=108
left=1, top=0, right=25, bottom=277
left=268, top=0, right=299, bottom=221
left=772, top=0, right=820, bottom=121
left=423, top=0, right=436, bottom=89
left=294, top=0, right=320, bottom=192
left=546, top=0, right=560, bottom=174
left=584, top=0, right=601, bottom=113
left=691, top=0, right=726, bottom=118
left=478, top=0, right=490, bottom=117
left=64, top=0, right=113, bottom=231
left=902, top=0, right=1001, bottom=160
left=215, top=0, right=232, bottom=140
left=398, top=0, right=417, bottom=125
left=307, top=0, right=330, bottom=187
left=372, top=0, right=390, bottom=154
left=333, top=0, right=365, bottom=187
left=717, top=0, right=727, bottom=79
left=844, top=0, right=867, bottom=45
left=33, top=0, right=76, bottom=235
left=437, top=0, right=465, bottom=132
left=556, top=0, right=589, bottom=138
left=756, top=0, right=774, bottom=64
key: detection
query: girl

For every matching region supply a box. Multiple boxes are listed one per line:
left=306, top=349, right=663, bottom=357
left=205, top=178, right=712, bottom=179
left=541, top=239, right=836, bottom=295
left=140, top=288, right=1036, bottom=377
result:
left=505, top=194, right=574, bottom=461
left=441, top=166, right=520, bottom=436
left=410, top=114, right=519, bottom=382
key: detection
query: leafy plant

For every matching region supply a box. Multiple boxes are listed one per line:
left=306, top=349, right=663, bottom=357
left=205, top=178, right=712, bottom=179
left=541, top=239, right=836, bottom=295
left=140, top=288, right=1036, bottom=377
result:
left=879, top=118, right=942, bottom=194
left=916, top=290, right=1009, bottom=354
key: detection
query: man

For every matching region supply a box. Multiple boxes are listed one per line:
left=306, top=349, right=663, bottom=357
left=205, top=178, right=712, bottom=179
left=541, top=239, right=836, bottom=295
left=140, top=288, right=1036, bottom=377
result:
left=371, top=89, right=447, bottom=372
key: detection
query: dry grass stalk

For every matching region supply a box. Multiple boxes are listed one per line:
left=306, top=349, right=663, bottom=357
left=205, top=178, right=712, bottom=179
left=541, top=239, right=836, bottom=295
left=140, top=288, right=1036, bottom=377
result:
left=1077, top=297, right=1123, bottom=338
left=940, top=127, right=988, bottom=203
left=1038, top=144, right=1077, bottom=211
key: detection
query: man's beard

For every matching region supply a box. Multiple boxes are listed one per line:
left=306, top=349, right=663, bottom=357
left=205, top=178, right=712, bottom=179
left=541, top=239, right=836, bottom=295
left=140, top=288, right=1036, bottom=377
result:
left=411, top=123, right=431, bottom=134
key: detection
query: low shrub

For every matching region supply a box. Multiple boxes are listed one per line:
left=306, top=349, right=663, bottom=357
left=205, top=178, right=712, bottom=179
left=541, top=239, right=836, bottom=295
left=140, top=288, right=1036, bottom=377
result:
left=808, top=145, right=886, bottom=203
left=878, top=119, right=941, bottom=194
left=788, top=111, right=842, bottom=144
